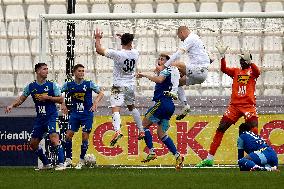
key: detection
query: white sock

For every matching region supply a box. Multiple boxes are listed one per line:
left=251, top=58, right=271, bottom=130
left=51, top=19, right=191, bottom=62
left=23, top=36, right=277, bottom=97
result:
left=112, top=112, right=121, bottom=131
left=170, top=66, right=180, bottom=94
left=207, top=154, right=214, bottom=160
left=130, top=108, right=143, bottom=132
left=178, top=86, right=187, bottom=105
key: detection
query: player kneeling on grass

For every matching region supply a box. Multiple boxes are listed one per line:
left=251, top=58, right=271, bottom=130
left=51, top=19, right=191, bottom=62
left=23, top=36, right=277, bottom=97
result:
left=136, top=53, right=184, bottom=170
left=61, top=64, right=104, bottom=169
left=238, top=122, right=279, bottom=171
left=5, top=63, right=65, bottom=170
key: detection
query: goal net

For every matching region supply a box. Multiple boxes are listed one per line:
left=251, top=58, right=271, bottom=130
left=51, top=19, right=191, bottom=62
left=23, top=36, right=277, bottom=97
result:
left=36, top=12, right=284, bottom=166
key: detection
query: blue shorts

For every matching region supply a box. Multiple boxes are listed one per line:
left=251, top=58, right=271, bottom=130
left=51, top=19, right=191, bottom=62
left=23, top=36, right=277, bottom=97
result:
left=145, top=100, right=175, bottom=132
left=31, top=114, right=58, bottom=140
left=249, top=147, right=278, bottom=167
left=68, top=113, right=93, bottom=133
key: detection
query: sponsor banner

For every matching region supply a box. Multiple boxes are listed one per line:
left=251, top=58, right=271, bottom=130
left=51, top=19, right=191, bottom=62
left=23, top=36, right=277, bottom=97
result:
left=0, top=117, right=37, bottom=166
left=70, top=114, right=284, bottom=165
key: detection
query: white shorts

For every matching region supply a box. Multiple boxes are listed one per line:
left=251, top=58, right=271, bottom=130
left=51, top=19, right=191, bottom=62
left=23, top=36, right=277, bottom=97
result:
left=110, top=85, right=135, bottom=107
left=185, top=64, right=208, bottom=86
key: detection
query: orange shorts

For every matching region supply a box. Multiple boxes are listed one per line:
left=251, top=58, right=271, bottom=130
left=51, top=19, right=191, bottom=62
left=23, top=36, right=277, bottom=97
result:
left=223, top=104, right=258, bottom=124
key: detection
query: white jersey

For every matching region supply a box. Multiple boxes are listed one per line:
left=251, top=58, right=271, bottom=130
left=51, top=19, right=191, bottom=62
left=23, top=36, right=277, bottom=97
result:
left=181, top=33, right=210, bottom=66
left=105, top=48, right=139, bottom=87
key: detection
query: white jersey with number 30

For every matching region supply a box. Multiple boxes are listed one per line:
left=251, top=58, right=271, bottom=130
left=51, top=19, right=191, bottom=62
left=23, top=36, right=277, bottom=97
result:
left=105, top=48, right=139, bottom=87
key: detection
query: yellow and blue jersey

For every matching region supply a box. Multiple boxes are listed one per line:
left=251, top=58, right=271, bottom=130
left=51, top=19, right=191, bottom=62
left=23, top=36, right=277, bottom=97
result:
left=61, top=80, right=100, bottom=116
left=23, top=80, right=60, bottom=117
left=152, top=68, right=173, bottom=102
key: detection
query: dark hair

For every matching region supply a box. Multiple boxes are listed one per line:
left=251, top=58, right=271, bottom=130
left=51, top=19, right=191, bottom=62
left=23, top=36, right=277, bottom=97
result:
left=239, top=123, right=251, bottom=135
left=34, top=63, right=47, bottom=72
left=72, top=64, right=84, bottom=73
left=121, top=33, right=134, bottom=46
left=160, top=53, right=170, bottom=60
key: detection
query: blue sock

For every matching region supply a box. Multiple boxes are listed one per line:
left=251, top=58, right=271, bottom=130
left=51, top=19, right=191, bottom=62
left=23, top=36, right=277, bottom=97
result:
left=161, top=135, right=177, bottom=155
left=80, top=140, right=89, bottom=160
left=56, top=144, right=65, bottom=164
left=65, top=139, right=72, bottom=159
left=144, top=128, right=153, bottom=150
left=35, top=147, right=50, bottom=165
left=238, top=157, right=256, bottom=171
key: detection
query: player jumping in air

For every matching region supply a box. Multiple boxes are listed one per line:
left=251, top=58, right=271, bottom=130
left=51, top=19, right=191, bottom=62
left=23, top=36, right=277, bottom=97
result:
left=94, top=29, right=144, bottom=146
left=237, top=122, right=279, bottom=171
left=158, top=26, right=211, bottom=120
left=5, top=63, right=65, bottom=170
left=61, top=64, right=104, bottom=169
left=196, top=43, right=260, bottom=167
left=137, top=53, right=184, bottom=170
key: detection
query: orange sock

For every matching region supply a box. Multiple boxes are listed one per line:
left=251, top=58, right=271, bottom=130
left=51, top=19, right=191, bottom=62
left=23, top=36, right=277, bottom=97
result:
left=251, top=127, right=258, bottom=135
left=209, top=131, right=224, bottom=156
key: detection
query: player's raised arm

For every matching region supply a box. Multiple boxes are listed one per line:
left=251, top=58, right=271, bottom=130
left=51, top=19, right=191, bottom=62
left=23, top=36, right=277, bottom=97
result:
left=136, top=72, right=166, bottom=84
left=94, top=28, right=106, bottom=56
left=216, top=43, right=235, bottom=77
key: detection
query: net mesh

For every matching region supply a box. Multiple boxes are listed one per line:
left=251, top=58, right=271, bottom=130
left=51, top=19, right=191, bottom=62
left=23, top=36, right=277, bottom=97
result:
left=0, top=17, right=283, bottom=96
left=33, top=17, right=284, bottom=97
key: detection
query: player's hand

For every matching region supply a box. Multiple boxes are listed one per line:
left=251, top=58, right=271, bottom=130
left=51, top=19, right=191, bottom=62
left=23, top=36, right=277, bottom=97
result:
left=37, top=94, right=50, bottom=101
left=116, top=33, right=122, bottom=38
left=215, top=42, right=228, bottom=58
left=239, top=49, right=252, bottom=64
left=5, top=105, right=13, bottom=113
left=61, top=104, right=68, bottom=115
left=136, top=73, right=144, bottom=78
left=94, top=28, right=103, bottom=39
left=90, top=104, right=97, bottom=112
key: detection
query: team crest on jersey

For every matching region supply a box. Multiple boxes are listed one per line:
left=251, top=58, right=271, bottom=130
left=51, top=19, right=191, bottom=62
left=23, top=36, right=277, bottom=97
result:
left=83, top=85, right=87, bottom=91
left=44, top=86, right=49, bottom=91
left=237, top=75, right=250, bottom=85
left=72, top=93, right=85, bottom=101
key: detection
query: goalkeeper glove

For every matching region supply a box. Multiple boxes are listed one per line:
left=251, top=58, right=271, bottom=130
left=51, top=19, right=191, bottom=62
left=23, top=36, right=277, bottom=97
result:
left=239, top=50, right=252, bottom=64
left=215, top=42, right=228, bottom=59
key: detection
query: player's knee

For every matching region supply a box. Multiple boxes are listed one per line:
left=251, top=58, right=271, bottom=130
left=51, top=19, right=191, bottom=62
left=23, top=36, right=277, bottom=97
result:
left=217, top=117, right=234, bottom=133
left=238, top=157, right=246, bottom=166
left=246, top=116, right=258, bottom=128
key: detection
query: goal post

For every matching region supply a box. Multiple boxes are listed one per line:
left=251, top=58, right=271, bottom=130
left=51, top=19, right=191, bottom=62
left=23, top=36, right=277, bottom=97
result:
left=37, top=12, right=284, bottom=166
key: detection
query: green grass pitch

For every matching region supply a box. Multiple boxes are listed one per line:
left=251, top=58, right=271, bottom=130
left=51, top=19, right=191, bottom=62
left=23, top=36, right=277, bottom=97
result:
left=0, top=167, right=283, bottom=189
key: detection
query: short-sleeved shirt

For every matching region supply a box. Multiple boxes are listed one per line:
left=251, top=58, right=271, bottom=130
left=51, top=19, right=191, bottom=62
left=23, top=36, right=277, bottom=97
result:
left=105, top=48, right=139, bottom=87
left=61, top=80, right=100, bottom=115
left=23, top=80, right=60, bottom=116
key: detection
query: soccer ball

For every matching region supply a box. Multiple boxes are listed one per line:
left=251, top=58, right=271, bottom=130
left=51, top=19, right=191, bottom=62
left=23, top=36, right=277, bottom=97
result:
left=84, top=154, right=96, bottom=168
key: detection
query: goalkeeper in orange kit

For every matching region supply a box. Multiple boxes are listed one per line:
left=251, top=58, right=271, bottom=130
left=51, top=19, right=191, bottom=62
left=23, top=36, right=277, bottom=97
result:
left=196, top=43, right=261, bottom=167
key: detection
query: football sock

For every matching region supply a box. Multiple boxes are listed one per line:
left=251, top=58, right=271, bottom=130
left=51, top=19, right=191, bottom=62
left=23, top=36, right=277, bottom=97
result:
left=178, top=86, right=187, bottom=105
left=65, top=139, right=72, bottom=159
left=144, top=128, right=153, bottom=150
left=209, top=131, right=224, bottom=156
left=161, top=135, right=177, bottom=155
left=130, top=108, right=143, bottom=132
left=80, top=140, right=89, bottom=160
left=35, top=147, right=50, bottom=165
left=170, top=66, right=180, bottom=94
left=112, top=112, right=121, bottom=131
